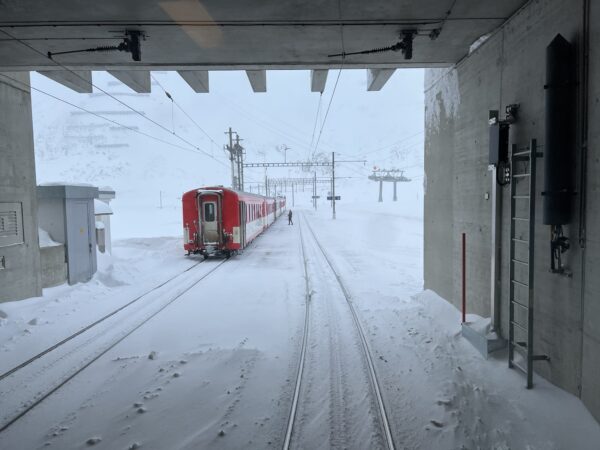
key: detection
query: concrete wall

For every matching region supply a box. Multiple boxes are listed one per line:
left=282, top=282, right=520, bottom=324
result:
left=40, top=245, right=67, bottom=288
left=424, top=0, right=600, bottom=422
left=581, top=0, right=600, bottom=423
left=0, top=72, right=42, bottom=302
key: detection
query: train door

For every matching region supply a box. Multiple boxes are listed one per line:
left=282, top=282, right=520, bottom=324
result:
left=197, top=192, right=222, bottom=245
left=239, top=201, right=247, bottom=248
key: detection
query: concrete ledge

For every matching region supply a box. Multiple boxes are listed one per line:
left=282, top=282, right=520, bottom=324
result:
left=461, top=319, right=506, bottom=359
left=40, top=245, right=67, bottom=288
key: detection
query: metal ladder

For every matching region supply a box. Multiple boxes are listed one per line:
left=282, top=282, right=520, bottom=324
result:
left=508, top=138, right=548, bottom=388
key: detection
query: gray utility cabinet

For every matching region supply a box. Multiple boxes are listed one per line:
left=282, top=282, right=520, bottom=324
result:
left=37, top=185, right=98, bottom=284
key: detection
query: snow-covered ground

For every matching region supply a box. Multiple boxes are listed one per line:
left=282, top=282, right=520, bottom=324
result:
left=1, top=190, right=599, bottom=449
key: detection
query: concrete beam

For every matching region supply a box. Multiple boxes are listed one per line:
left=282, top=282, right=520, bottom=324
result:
left=246, top=70, right=266, bottom=93
left=178, top=70, right=209, bottom=93
left=37, top=70, right=92, bottom=93
left=107, top=70, right=151, bottom=93
left=366, top=68, right=395, bottom=91
left=311, top=69, right=328, bottom=93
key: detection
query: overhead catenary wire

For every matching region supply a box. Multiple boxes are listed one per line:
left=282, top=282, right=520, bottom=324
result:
left=0, top=72, right=219, bottom=159
left=350, top=130, right=425, bottom=158
left=0, top=27, right=225, bottom=165
left=312, top=64, right=343, bottom=159
left=1, top=26, right=422, bottom=177
left=17, top=73, right=267, bottom=184
left=150, top=74, right=221, bottom=149
left=215, top=92, right=338, bottom=156
left=310, top=3, right=346, bottom=159
left=308, top=93, right=323, bottom=156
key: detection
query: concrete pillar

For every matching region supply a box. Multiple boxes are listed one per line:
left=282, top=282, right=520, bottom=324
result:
left=378, top=180, right=383, bottom=202
left=0, top=72, right=42, bottom=302
left=367, top=68, right=395, bottom=91
left=393, top=181, right=397, bottom=201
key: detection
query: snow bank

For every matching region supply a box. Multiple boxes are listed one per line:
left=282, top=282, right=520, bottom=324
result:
left=38, top=227, right=61, bottom=247
left=94, top=199, right=113, bottom=215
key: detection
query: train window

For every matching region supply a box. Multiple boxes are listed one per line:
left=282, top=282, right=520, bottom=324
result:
left=204, top=202, right=216, bottom=222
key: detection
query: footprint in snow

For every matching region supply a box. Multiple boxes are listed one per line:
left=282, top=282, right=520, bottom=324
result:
left=430, top=420, right=444, bottom=428
left=86, top=437, right=102, bottom=445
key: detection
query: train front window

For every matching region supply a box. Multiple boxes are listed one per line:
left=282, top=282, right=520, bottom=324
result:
left=204, top=202, right=216, bottom=222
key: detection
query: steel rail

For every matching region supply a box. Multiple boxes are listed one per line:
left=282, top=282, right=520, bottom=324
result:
left=0, top=259, right=204, bottom=382
left=301, top=214, right=395, bottom=450
left=282, top=220, right=312, bottom=450
left=0, top=259, right=228, bottom=433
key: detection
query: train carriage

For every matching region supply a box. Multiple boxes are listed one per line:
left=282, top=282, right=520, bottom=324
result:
left=182, top=186, right=285, bottom=257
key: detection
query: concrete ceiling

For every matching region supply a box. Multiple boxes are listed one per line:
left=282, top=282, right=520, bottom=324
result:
left=0, top=0, right=528, bottom=91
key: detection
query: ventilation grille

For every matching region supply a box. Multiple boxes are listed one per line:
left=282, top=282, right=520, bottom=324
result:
left=0, top=203, right=23, bottom=247
left=0, top=211, right=18, bottom=237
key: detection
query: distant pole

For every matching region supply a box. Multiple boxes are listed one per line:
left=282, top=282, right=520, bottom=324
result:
left=292, top=182, right=295, bottom=207
left=332, top=151, right=336, bottom=220
left=159, top=190, right=163, bottom=209
left=265, top=174, right=268, bottom=196
left=225, top=127, right=235, bottom=189
left=314, top=171, right=317, bottom=210
left=462, top=232, right=467, bottom=323
left=235, top=134, right=244, bottom=191
left=378, top=180, right=383, bottom=202
left=393, top=181, right=397, bottom=201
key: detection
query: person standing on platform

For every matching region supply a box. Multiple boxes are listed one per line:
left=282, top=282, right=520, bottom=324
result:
left=288, top=210, right=293, bottom=225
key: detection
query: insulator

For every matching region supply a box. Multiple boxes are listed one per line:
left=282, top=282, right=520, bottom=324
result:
left=87, top=45, right=120, bottom=53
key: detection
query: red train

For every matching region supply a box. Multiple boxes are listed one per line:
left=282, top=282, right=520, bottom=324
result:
left=182, top=186, right=286, bottom=257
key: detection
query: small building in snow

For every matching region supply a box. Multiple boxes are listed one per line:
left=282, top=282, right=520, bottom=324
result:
left=37, top=184, right=98, bottom=285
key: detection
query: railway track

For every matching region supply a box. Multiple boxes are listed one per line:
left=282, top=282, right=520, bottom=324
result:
left=0, top=259, right=204, bottom=383
left=283, top=213, right=395, bottom=450
left=282, top=219, right=312, bottom=450
left=0, top=258, right=228, bottom=433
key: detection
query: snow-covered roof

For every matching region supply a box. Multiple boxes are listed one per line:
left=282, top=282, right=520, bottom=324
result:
left=39, top=181, right=95, bottom=187
left=94, top=199, right=113, bottom=215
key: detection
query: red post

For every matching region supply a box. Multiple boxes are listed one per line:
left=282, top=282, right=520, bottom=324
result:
left=462, top=232, right=466, bottom=323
